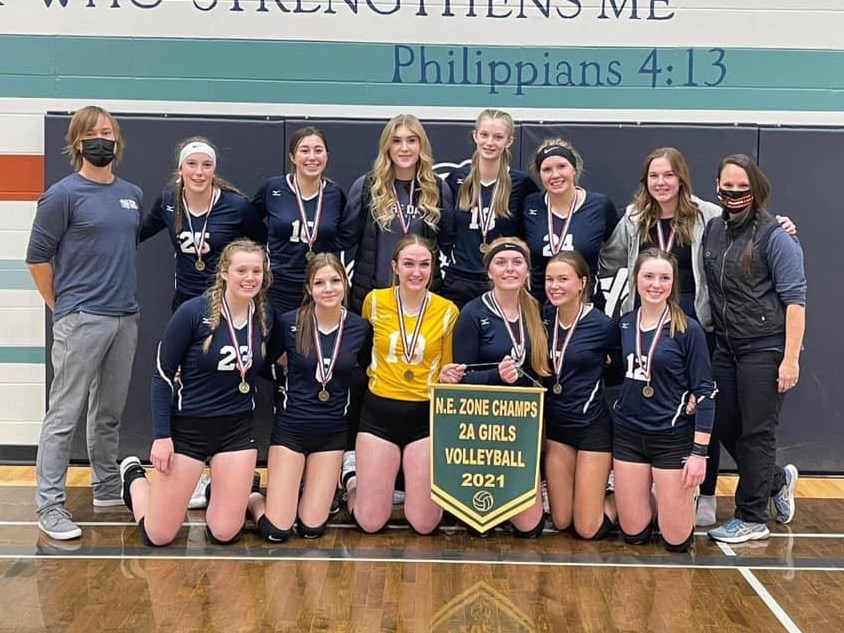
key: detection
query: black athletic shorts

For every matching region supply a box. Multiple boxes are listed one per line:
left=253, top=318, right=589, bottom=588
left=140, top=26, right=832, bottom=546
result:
left=440, top=274, right=489, bottom=310
left=171, top=412, right=256, bottom=462
left=546, top=413, right=613, bottom=453
left=271, top=425, right=346, bottom=455
left=358, top=391, right=430, bottom=449
left=612, top=422, right=693, bottom=470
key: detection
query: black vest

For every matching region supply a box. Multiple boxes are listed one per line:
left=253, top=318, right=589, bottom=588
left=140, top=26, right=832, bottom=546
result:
left=349, top=173, right=443, bottom=314
left=702, top=211, right=784, bottom=346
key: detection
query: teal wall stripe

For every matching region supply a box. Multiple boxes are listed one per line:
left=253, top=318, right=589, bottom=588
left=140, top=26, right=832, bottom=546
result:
left=0, top=35, right=842, bottom=111
left=0, top=347, right=44, bottom=364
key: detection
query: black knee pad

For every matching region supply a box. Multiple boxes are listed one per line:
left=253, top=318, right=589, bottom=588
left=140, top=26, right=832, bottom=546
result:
left=466, top=525, right=492, bottom=538
left=295, top=518, right=327, bottom=539
left=621, top=522, right=654, bottom=545
left=257, top=515, right=293, bottom=543
left=137, top=517, right=168, bottom=548
left=511, top=518, right=545, bottom=539
left=579, top=514, right=615, bottom=541
left=663, top=531, right=695, bottom=553
left=206, top=525, right=244, bottom=545
left=122, top=465, right=146, bottom=513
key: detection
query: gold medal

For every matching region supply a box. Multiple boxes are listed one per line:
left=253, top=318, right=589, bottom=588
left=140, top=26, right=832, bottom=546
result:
left=404, top=370, right=414, bottom=381
left=194, top=259, right=206, bottom=272
left=552, top=383, right=562, bottom=395
left=642, top=384, right=654, bottom=398
left=238, top=381, right=250, bottom=394
left=318, top=388, right=330, bottom=402
left=306, top=250, right=315, bottom=262
left=479, top=242, right=490, bottom=254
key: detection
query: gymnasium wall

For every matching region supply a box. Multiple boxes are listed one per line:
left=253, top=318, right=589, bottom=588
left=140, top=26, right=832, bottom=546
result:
left=30, top=114, right=844, bottom=472
left=0, top=1, right=842, bottom=468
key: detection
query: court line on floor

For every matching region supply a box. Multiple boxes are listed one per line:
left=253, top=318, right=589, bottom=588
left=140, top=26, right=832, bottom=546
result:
left=1, top=551, right=843, bottom=573
left=716, top=541, right=803, bottom=633
left=2, top=520, right=844, bottom=539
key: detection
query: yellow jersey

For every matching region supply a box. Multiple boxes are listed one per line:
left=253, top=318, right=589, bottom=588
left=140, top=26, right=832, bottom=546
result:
left=362, top=287, right=458, bottom=401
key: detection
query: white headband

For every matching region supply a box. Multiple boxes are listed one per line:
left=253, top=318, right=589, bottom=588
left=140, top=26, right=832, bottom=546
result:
left=178, top=142, right=217, bottom=167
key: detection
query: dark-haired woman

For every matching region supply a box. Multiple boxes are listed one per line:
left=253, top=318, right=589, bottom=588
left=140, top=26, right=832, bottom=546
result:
left=445, top=237, right=549, bottom=538
left=599, top=147, right=796, bottom=527
left=542, top=251, right=619, bottom=540
left=522, top=139, right=618, bottom=306
left=442, top=109, right=538, bottom=308
left=119, top=239, right=272, bottom=547
left=141, top=137, right=263, bottom=310
left=247, top=254, right=371, bottom=542
left=252, top=127, right=353, bottom=315
left=612, top=249, right=716, bottom=553
left=704, top=155, right=805, bottom=544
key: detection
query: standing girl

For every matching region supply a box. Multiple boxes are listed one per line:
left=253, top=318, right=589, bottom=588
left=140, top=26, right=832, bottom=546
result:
left=543, top=251, right=619, bottom=539
left=141, top=137, right=263, bottom=310
left=119, top=239, right=272, bottom=546
left=442, top=109, right=538, bottom=308
left=253, top=127, right=353, bottom=315
left=247, top=254, right=371, bottom=542
left=522, top=139, right=618, bottom=306
left=346, top=114, right=455, bottom=314
left=611, top=248, right=716, bottom=552
left=344, top=235, right=458, bottom=535
left=446, top=237, right=550, bottom=537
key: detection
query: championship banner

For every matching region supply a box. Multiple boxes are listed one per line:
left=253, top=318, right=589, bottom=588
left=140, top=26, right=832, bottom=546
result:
left=430, top=383, right=544, bottom=533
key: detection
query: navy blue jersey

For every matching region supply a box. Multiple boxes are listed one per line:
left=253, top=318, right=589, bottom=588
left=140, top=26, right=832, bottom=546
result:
left=252, top=177, right=350, bottom=311
left=453, top=293, right=538, bottom=386
left=611, top=310, right=716, bottom=434
left=445, top=166, right=538, bottom=283
left=140, top=188, right=263, bottom=304
left=542, top=305, right=618, bottom=429
left=522, top=191, right=618, bottom=304
left=151, top=296, right=271, bottom=439
left=271, top=309, right=371, bottom=434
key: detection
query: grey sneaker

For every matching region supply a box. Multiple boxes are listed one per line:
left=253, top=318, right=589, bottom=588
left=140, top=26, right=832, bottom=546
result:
left=93, top=497, right=125, bottom=508
left=38, top=507, right=82, bottom=540
left=772, top=464, right=798, bottom=524
left=341, top=450, right=357, bottom=491
left=708, top=517, right=770, bottom=544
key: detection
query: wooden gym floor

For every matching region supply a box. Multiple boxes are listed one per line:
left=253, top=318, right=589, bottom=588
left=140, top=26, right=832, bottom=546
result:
left=1, top=467, right=843, bottom=632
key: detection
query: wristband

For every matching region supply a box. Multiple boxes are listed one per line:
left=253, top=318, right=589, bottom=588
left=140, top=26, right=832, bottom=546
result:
left=691, top=442, right=709, bottom=457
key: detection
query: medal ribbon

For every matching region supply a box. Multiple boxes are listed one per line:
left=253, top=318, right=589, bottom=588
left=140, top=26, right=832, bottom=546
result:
left=656, top=219, right=676, bottom=252
left=635, top=305, right=670, bottom=384
left=393, top=180, right=416, bottom=235
left=552, top=303, right=584, bottom=381
left=220, top=295, right=254, bottom=385
left=546, top=190, right=578, bottom=255
left=395, top=287, right=430, bottom=365
left=287, top=174, right=324, bottom=251
left=477, top=180, right=499, bottom=245
left=488, top=291, right=526, bottom=366
left=183, top=187, right=219, bottom=264
left=312, top=308, right=347, bottom=390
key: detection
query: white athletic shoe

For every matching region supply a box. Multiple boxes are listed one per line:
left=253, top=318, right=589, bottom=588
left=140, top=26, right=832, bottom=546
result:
left=341, top=451, right=357, bottom=491
left=188, top=472, right=210, bottom=510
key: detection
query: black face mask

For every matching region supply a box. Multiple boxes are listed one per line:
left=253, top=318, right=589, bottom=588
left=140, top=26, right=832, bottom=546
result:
left=81, top=137, right=116, bottom=168
left=717, top=187, right=753, bottom=213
